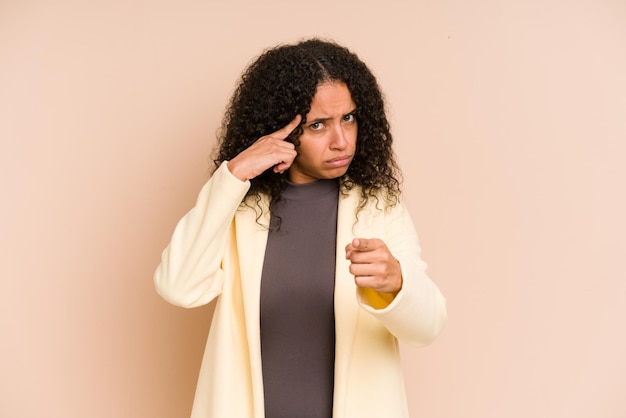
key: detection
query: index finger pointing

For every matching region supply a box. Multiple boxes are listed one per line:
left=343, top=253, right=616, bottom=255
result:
left=272, top=114, right=302, bottom=140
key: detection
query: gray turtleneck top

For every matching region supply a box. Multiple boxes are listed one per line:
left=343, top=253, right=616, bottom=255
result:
left=260, top=178, right=339, bottom=418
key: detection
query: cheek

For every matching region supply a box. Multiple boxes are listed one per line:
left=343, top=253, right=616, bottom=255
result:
left=348, top=135, right=358, bottom=150
left=295, top=145, right=314, bottom=166
left=297, top=141, right=322, bottom=159
left=348, top=127, right=358, bottom=144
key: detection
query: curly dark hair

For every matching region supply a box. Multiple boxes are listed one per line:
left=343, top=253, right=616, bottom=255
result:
left=213, top=38, right=401, bottom=213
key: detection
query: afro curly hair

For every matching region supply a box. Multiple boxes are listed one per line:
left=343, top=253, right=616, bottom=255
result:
left=213, top=38, right=401, bottom=214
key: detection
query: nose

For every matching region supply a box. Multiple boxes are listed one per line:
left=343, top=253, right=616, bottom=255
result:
left=330, top=124, right=348, bottom=150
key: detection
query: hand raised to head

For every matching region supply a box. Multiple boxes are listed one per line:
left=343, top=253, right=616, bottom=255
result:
left=227, top=115, right=302, bottom=181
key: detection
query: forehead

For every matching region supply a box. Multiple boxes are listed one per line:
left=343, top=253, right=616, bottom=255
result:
left=307, top=82, right=355, bottom=115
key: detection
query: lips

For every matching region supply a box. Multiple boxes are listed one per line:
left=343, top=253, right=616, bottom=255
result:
left=327, top=155, right=353, bottom=167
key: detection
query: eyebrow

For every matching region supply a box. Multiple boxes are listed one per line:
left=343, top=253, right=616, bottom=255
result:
left=306, top=108, right=357, bottom=124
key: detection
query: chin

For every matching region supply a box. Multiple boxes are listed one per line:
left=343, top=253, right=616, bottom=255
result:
left=326, top=167, right=349, bottom=179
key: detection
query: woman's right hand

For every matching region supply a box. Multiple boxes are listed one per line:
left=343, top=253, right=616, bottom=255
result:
left=227, top=115, right=302, bottom=182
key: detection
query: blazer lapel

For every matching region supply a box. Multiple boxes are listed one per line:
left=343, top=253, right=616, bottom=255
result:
left=234, top=199, right=271, bottom=414
left=333, top=189, right=361, bottom=397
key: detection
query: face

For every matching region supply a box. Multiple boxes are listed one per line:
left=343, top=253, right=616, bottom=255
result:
left=288, top=82, right=358, bottom=184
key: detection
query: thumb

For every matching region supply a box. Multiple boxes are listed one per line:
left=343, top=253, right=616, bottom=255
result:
left=352, top=237, right=370, bottom=251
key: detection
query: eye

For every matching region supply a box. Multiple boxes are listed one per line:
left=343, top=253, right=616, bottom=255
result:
left=309, top=121, right=324, bottom=131
left=343, top=113, right=356, bottom=123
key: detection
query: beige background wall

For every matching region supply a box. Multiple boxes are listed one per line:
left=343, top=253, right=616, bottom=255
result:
left=2, top=0, right=624, bottom=417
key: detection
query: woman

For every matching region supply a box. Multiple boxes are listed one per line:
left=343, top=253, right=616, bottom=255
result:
left=154, top=38, right=447, bottom=418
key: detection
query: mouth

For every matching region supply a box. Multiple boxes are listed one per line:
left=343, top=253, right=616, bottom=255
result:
left=327, top=155, right=353, bottom=167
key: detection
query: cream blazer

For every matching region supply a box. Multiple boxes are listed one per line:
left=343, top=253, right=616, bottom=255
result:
left=154, top=162, right=447, bottom=418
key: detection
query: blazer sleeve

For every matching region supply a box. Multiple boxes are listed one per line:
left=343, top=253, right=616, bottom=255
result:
left=154, top=161, right=250, bottom=308
left=356, top=201, right=447, bottom=347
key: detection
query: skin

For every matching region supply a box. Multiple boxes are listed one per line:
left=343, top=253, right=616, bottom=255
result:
left=228, top=81, right=403, bottom=295
left=345, top=238, right=402, bottom=295
left=288, top=82, right=358, bottom=184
